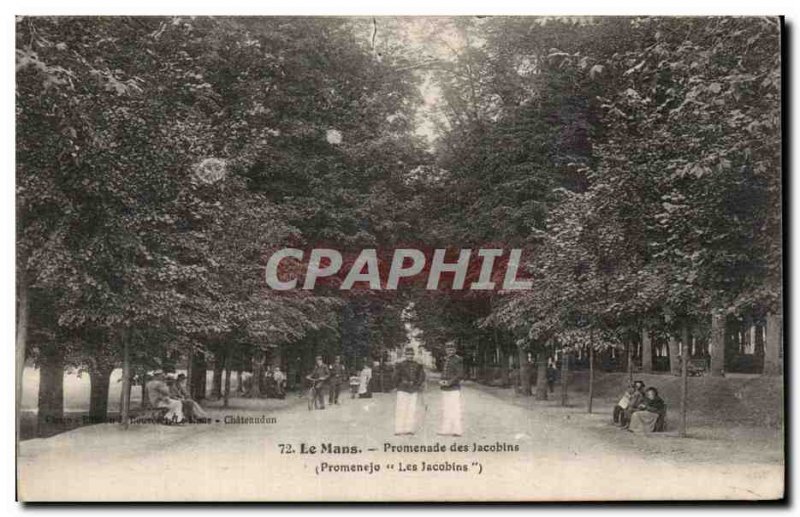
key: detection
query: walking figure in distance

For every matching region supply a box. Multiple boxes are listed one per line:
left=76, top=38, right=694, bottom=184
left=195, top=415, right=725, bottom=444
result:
left=546, top=357, right=558, bottom=394
left=358, top=359, right=373, bottom=398
left=306, top=355, right=329, bottom=410
left=328, top=355, right=347, bottom=405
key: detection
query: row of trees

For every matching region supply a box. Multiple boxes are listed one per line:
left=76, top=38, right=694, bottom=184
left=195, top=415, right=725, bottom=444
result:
left=16, top=17, right=425, bottom=435
left=409, top=17, right=782, bottom=431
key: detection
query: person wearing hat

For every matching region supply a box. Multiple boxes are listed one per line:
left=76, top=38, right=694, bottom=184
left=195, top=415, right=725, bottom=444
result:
left=438, top=341, right=464, bottom=436
left=392, top=346, right=426, bottom=435
left=146, top=371, right=185, bottom=424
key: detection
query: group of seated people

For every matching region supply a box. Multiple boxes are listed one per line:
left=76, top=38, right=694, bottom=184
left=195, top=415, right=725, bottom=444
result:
left=264, top=366, right=287, bottom=398
left=239, top=366, right=287, bottom=398
left=146, top=371, right=211, bottom=425
left=613, top=380, right=667, bottom=433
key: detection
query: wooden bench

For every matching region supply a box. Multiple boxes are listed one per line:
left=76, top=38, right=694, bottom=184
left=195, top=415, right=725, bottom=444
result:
left=683, top=357, right=709, bottom=377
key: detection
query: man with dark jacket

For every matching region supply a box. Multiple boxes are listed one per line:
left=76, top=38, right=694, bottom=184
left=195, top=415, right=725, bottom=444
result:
left=438, top=341, right=464, bottom=436
left=328, top=355, right=347, bottom=405
left=392, top=347, right=426, bottom=435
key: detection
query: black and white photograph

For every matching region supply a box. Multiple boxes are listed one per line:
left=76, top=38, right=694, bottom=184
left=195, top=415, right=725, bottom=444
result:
left=13, top=9, right=786, bottom=502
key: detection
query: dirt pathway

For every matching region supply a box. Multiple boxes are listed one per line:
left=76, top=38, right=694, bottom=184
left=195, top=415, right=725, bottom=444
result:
left=18, top=377, right=783, bottom=501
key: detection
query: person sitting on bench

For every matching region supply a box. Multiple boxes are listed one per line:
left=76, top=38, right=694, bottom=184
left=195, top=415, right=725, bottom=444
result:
left=146, top=371, right=184, bottom=424
left=628, top=387, right=667, bottom=433
left=613, top=380, right=644, bottom=427
left=171, top=373, right=210, bottom=423
left=613, top=382, right=636, bottom=426
left=620, top=380, right=646, bottom=428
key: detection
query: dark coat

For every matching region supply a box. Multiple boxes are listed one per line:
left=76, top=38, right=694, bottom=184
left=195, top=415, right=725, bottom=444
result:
left=643, top=396, right=667, bottom=417
left=441, top=354, right=464, bottom=391
left=393, top=360, right=426, bottom=393
left=308, top=364, right=330, bottom=386
left=638, top=395, right=667, bottom=432
left=329, top=363, right=347, bottom=384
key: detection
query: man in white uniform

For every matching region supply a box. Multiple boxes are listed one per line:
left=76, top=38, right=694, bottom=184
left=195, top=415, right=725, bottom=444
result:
left=438, top=341, right=464, bottom=436
left=392, top=347, right=426, bottom=435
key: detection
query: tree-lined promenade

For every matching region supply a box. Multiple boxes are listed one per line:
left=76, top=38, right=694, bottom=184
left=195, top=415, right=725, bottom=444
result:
left=17, top=16, right=782, bottom=444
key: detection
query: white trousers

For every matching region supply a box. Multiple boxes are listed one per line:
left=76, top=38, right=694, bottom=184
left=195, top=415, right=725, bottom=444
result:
left=394, top=391, right=418, bottom=434
left=439, top=389, right=463, bottom=436
left=158, top=398, right=184, bottom=422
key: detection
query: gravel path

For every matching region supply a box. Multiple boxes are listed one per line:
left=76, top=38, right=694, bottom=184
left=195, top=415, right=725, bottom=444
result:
left=18, top=375, right=783, bottom=501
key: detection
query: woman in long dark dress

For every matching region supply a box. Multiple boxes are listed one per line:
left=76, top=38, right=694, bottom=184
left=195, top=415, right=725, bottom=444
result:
left=628, top=387, right=667, bottom=433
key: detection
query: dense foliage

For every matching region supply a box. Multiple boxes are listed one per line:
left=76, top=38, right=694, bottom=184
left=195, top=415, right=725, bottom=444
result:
left=16, top=16, right=782, bottom=427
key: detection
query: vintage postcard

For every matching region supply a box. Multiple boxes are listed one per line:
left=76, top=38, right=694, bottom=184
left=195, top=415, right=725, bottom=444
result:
left=15, top=15, right=784, bottom=502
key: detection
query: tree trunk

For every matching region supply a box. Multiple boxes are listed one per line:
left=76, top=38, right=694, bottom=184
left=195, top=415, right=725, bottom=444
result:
left=668, top=335, right=681, bottom=376
left=16, top=268, right=29, bottom=457
left=120, top=332, right=132, bottom=429
left=247, top=352, right=264, bottom=398
left=211, top=353, right=224, bottom=400
left=379, top=356, right=386, bottom=392
left=626, top=339, right=633, bottom=384
left=36, top=346, right=64, bottom=437
left=587, top=341, right=595, bottom=414
left=755, top=322, right=765, bottom=358
left=191, top=353, right=207, bottom=400
left=141, top=372, right=150, bottom=409
left=534, top=352, right=548, bottom=400
left=710, top=310, right=726, bottom=376
left=88, top=366, right=113, bottom=422
left=186, top=349, right=194, bottom=395
left=560, top=351, right=570, bottom=407
left=641, top=328, right=652, bottom=373
left=679, top=323, right=690, bottom=437
left=272, top=345, right=283, bottom=370
left=517, top=346, right=531, bottom=395
left=223, top=348, right=233, bottom=408
left=496, top=330, right=508, bottom=387
left=763, top=312, right=783, bottom=375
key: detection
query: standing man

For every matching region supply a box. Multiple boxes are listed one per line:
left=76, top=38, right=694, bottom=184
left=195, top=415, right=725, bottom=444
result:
left=438, top=341, right=464, bottom=436
left=393, top=347, right=426, bottom=435
left=546, top=357, right=559, bottom=394
left=328, top=356, right=347, bottom=405
left=306, top=356, right=330, bottom=410
left=273, top=366, right=286, bottom=399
